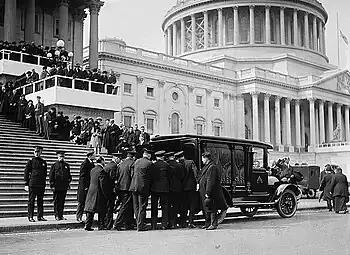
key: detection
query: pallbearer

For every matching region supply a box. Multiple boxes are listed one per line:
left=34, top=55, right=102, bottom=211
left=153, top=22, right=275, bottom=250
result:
left=24, top=146, right=48, bottom=222
left=49, top=151, right=72, bottom=221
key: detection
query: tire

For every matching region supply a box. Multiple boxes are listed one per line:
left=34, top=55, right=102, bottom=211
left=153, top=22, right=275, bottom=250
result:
left=306, top=189, right=316, bottom=199
left=276, top=189, right=297, bottom=218
left=240, top=207, right=258, bottom=217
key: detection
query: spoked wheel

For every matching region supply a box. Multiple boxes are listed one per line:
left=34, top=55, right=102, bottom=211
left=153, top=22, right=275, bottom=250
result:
left=306, top=189, right=317, bottom=199
left=240, top=207, right=258, bottom=217
left=276, top=189, right=297, bottom=218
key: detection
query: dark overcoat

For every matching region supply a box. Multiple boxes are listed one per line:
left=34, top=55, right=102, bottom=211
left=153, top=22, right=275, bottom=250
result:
left=115, top=157, right=134, bottom=191
left=104, top=160, right=118, bottom=200
left=168, top=160, right=185, bottom=192
left=77, top=158, right=95, bottom=203
left=150, top=160, right=170, bottom=193
left=129, top=157, right=153, bottom=194
left=17, top=98, right=27, bottom=122
left=49, top=161, right=72, bottom=191
left=24, top=157, right=47, bottom=187
left=331, top=173, right=349, bottom=198
left=180, top=159, right=198, bottom=191
left=84, top=164, right=108, bottom=213
left=198, top=160, right=227, bottom=211
left=319, top=173, right=333, bottom=201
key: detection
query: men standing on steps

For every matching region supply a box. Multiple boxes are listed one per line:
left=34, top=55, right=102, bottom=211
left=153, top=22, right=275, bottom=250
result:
left=24, top=146, right=48, bottom=222
left=76, top=151, right=95, bottom=223
left=34, top=96, right=44, bottom=136
left=49, top=151, right=72, bottom=221
left=113, top=150, right=136, bottom=230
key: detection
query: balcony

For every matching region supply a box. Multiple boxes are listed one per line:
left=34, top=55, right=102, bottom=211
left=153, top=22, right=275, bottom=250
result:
left=21, top=75, right=121, bottom=111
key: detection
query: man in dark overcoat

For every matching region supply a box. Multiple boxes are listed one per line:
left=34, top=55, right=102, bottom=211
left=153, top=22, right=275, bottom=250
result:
left=84, top=156, right=109, bottom=231
left=150, top=150, right=171, bottom=230
left=113, top=151, right=136, bottom=230
left=331, top=167, right=349, bottom=214
left=24, top=146, right=47, bottom=222
left=175, top=151, right=199, bottom=228
left=104, top=152, right=122, bottom=229
left=319, top=165, right=334, bottom=211
left=76, top=151, right=95, bottom=223
left=129, top=148, right=153, bottom=231
left=198, top=151, right=226, bottom=230
left=166, top=152, right=185, bottom=228
left=49, top=151, right=72, bottom=220
left=34, top=96, right=44, bottom=136
left=17, top=94, right=27, bottom=124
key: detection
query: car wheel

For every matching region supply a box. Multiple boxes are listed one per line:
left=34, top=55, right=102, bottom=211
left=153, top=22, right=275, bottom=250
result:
left=276, top=189, right=297, bottom=218
left=306, top=189, right=316, bottom=199
left=240, top=207, right=258, bottom=217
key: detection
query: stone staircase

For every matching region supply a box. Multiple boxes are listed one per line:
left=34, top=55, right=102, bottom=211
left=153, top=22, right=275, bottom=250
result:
left=0, top=114, right=111, bottom=218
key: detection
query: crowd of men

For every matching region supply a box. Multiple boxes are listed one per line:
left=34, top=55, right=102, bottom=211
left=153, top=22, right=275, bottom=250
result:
left=25, top=145, right=228, bottom=231
left=0, top=41, right=47, bottom=56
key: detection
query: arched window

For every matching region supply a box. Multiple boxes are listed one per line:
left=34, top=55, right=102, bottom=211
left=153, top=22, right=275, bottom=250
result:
left=171, top=113, right=180, bottom=134
left=226, top=17, right=234, bottom=43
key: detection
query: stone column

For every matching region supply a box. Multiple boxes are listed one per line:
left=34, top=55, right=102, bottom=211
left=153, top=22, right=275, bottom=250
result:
left=265, top=6, right=271, bottom=44
left=191, top=14, right=196, bottom=51
left=322, top=26, right=326, bottom=55
left=181, top=19, right=186, bottom=54
left=319, top=100, right=325, bottom=144
left=233, top=7, right=239, bottom=45
left=59, top=0, right=69, bottom=42
left=308, top=98, right=316, bottom=151
left=313, top=15, right=317, bottom=51
left=167, top=27, right=172, bottom=55
left=285, top=98, right=293, bottom=152
left=264, top=94, right=270, bottom=143
left=304, top=12, right=309, bottom=48
left=73, top=9, right=87, bottom=65
left=88, top=0, right=104, bottom=69
left=249, top=6, right=255, bottom=44
left=218, top=8, right=223, bottom=46
left=345, top=106, right=350, bottom=142
left=173, top=22, right=177, bottom=55
left=327, top=102, right=333, bottom=142
left=337, top=104, right=343, bottom=141
left=204, top=11, right=209, bottom=49
left=293, top=9, right=298, bottom=47
left=295, top=100, right=301, bottom=150
left=237, top=95, right=245, bottom=139
left=280, top=7, right=286, bottom=45
left=301, top=105, right=305, bottom=147
left=24, top=0, right=36, bottom=42
left=4, top=0, right=17, bottom=42
left=251, top=92, right=259, bottom=140
left=164, top=30, right=168, bottom=55
left=319, top=20, right=324, bottom=54
left=275, top=96, right=283, bottom=151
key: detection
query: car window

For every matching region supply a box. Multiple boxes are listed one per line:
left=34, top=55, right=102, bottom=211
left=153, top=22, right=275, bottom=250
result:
left=233, top=146, right=245, bottom=186
left=252, top=147, right=264, bottom=169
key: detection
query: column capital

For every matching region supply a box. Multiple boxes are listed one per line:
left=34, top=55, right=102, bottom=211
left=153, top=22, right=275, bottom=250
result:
left=218, top=8, right=222, bottom=12
left=223, top=92, right=229, bottom=99
left=294, top=99, right=300, bottom=105
left=206, top=88, right=213, bottom=95
left=73, top=9, right=87, bottom=23
left=137, top=76, right=144, bottom=84
left=318, top=99, right=325, bottom=105
left=275, top=95, right=282, bottom=101
left=328, top=100, right=334, bottom=105
left=249, top=5, right=255, bottom=9
left=308, top=97, right=316, bottom=103
left=250, top=91, right=260, bottom=97
left=158, top=80, right=165, bottom=88
left=87, top=0, right=104, bottom=14
left=304, top=11, right=309, bottom=16
left=285, top=97, right=292, bottom=103
left=188, top=85, right=195, bottom=92
left=280, top=6, right=286, bottom=10
left=203, top=10, right=208, bottom=14
left=337, top=103, right=343, bottom=107
left=191, top=13, right=195, bottom=18
left=233, top=6, right=239, bottom=11
left=265, top=5, right=271, bottom=10
left=264, top=93, right=271, bottom=100
left=59, top=0, right=70, bottom=7
left=236, top=94, right=244, bottom=100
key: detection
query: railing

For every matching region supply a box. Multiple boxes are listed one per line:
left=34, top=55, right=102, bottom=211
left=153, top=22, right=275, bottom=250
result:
left=0, top=49, right=51, bottom=67
left=21, top=75, right=117, bottom=96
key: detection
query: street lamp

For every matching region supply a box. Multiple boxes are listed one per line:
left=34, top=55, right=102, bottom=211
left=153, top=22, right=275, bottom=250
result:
left=56, top=40, right=65, bottom=48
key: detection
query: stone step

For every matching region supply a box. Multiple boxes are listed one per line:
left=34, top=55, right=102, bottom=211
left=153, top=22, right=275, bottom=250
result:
left=0, top=202, right=77, bottom=212
left=0, top=191, right=78, bottom=198
left=0, top=209, right=77, bottom=218
left=0, top=196, right=77, bottom=205
left=0, top=186, right=78, bottom=193
left=0, top=171, right=81, bottom=177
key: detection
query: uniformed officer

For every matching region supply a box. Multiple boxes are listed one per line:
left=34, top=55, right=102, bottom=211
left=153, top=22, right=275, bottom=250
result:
left=150, top=150, right=171, bottom=230
left=175, top=151, right=199, bottom=228
left=104, top=152, right=122, bottom=229
left=113, top=150, right=136, bottom=230
left=166, top=151, right=185, bottom=228
left=49, top=151, right=72, bottom=220
left=24, top=146, right=48, bottom=222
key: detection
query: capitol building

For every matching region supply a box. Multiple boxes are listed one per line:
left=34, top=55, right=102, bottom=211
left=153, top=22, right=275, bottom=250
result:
left=8, top=0, right=350, bottom=173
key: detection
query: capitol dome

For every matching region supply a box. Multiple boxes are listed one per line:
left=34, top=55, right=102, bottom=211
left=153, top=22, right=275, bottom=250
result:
left=162, top=0, right=328, bottom=65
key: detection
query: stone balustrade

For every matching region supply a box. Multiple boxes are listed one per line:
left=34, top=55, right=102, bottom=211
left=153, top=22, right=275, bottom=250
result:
left=0, top=49, right=51, bottom=67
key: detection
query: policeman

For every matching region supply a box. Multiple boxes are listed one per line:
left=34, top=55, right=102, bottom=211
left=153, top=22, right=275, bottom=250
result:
left=151, top=150, right=171, bottom=230
left=175, top=151, right=199, bottom=228
left=49, top=151, right=72, bottom=220
left=24, top=146, right=48, bottom=222
left=166, top=151, right=185, bottom=228
left=113, top=150, right=136, bottom=230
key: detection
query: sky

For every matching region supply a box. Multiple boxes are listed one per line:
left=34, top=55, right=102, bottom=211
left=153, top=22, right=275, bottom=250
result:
left=84, top=0, right=350, bottom=68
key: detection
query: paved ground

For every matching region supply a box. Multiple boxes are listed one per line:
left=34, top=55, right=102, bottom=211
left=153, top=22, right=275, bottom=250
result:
left=1, top=210, right=350, bottom=255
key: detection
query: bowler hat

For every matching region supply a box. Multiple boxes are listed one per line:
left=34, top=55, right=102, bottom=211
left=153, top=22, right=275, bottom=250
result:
left=174, top=151, right=184, bottom=158
left=164, top=151, right=175, bottom=157
left=155, top=150, right=166, bottom=157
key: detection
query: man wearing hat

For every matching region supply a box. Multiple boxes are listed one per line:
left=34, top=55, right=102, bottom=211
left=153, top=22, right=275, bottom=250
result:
left=319, top=165, right=335, bottom=211
left=166, top=152, right=185, bottom=228
left=24, top=146, right=48, bottom=222
left=150, top=150, right=171, bottom=230
left=113, top=150, right=137, bottom=230
left=34, top=95, right=44, bottom=136
left=103, top=152, right=123, bottom=229
left=76, top=151, right=95, bottom=223
left=129, top=148, right=154, bottom=231
left=49, top=151, right=72, bottom=220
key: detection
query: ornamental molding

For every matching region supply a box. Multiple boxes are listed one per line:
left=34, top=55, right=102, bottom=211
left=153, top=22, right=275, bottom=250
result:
left=337, top=74, right=350, bottom=94
left=87, top=0, right=104, bottom=14
left=73, top=9, right=87, bottom=22
left=137, top=76, right=144, bottom=83
left=158, top=80, right=166, bottom=87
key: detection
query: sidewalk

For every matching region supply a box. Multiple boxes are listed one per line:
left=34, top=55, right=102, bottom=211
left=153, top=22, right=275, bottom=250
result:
left=0, top=199, right=336, bottom=234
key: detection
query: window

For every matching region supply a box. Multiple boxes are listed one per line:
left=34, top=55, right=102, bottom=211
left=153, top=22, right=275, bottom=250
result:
left=146, top=118, right=154, bottom=134
left=124, top=83, right=132, bottom=94
left=214, top=126, right=220, bottom=136
left=196, top=95, right=202, bottom=105
left=146, top=87, right=154, bottom=97
left=0, top=5, right=4, bottom=26
left=171, top=113, right=180, bottom=134
left=54, top=18, right=59, bottom=37
left=196, top=124, right=203, bottom=135
left=20, top=9, right=25, bottom=31
left=233, top=145, right=246, bottom=186
left=214, top=98, right=220, bottom=108
left=68, top=21, right=72, bottom=41
left=35, top=13, right=40, bottom=34
left=124, top=116, right=132, bottom=128
left=172, top=92, right=179, bottom=101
